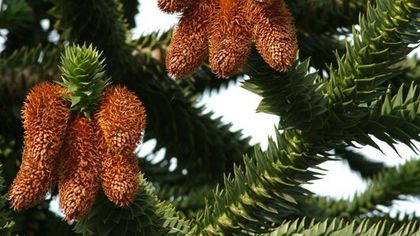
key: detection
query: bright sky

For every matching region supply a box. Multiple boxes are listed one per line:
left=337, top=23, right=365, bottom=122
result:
left=133, top=0, right=420, bottom=216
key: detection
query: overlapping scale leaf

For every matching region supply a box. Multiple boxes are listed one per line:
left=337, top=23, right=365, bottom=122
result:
left=327, top=0, right=420, bottom=107
left=199, top=130, right=328, bottom=235
left=58, top=44, right=109, bottom=119
left=358, top=83, right=420, bottom=152
left=199, top=0, right=419, bottom=234
left=243, top=55, right=328, bottom=131
left=131, top=75, right=252, bottom=208
left=304, top=157, right=420, bottom=219
left=74, top=174, right=196, bottom=236
left=267, top=218, right=420, bottom=236
left=50, top=0, right=253, bottom=213
left=336, top=147, right=386, bottom=179
left=50, top=0, right=133, bottom=79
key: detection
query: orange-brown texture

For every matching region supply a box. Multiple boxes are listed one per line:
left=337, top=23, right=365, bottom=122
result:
left=8, top=83, right=70, bottom=211
left=58, top=115, right=100, bottom=221
left=160, top=0, right=297, bottom=77
left=166, top=0, right=217, bottom=78
left=101, top=150, right=139, bottom=206
left=96, top=85, right=147, bottom=156
left=9, top=83, right=147, bottom=216
left=245, top=0, right=297, bottom=72
left=158, top=0, right=193, bottom=12
left=95, top=85, right=145, bottom=206
left=209, top=0, right=251, bottom=77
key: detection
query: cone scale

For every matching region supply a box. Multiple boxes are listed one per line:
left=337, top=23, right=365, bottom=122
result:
left=160, top=0, right=298, bottom=78
left=8, top=45, right=147, bottom=221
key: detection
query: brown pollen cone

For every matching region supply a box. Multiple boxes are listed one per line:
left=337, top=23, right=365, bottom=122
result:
left=8, top=82, right=70, bottom=211
left=209, top=0, right=251, bottom=77
left=99, top=138, right=139, bottom=207
left=95, top=85, right=145, bottom=206
left=166, top=0, right=217, bottom=78
left=58, top=115, right=100, bottom=221
left=246, top=0, right=297, bottom=72
left=158, top=0, right=193, bottom=13
left=96, top=86, right=146, bottom=156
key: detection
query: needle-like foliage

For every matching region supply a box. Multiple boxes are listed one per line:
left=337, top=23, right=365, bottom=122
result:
left=0, top=0, right=419, bottom=235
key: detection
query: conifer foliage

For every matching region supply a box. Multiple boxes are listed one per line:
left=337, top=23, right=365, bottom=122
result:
left=0, top=0, right=419, bottom=235
left=8, top=45, right=147, bottom=221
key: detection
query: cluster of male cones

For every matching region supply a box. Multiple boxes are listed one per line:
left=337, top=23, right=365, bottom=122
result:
left=8, top=45, right=147, bottom=221
left=159, top=0, right=298, bottom=78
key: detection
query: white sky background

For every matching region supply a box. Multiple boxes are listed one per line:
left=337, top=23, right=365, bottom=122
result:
left=134, top=0, right=420, bottom=216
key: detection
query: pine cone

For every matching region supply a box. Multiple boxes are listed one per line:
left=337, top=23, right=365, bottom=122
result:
left=8, top=83, right=70, bottom=210
left=96, top=85, right=146, bottom=206
left=58, top=115, right=101, bottom=221
left=245, top=0, right=297, bottom=72
left=160, top=0, right=297, bottom=77
left=101, top=149, right=140, bottom=206
left=96, top=86, right=146, bottom=156
left=209, top=0, right=251, bottom=77
left=166, top=0, right=217, bottom=78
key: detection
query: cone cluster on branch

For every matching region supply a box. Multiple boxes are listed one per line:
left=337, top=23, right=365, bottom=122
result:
left=8, top=45, right=147, bottom=221
left=159, top=0, right=297, bottom=78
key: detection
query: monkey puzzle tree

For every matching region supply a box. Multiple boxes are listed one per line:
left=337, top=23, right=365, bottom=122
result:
left=0, top=0, right=419, bottom=235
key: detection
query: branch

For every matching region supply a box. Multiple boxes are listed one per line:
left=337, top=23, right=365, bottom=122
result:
left=327, top=0, right=419, bottom=107
left=0, top=0, right=33, bottom=31
left=74, top=174, right=196, bottom=236
left=199, top=0, right=419, bottom=233
left=200, top=61, right=330, bottom=235
left=287, top=0, right=367, bottom=34
left=50, top=0, right=133, bottom=79
left=119, top=0, right=139, bottom=29
left=0, top=164, right=13, bottom=236
left=127, top=76, right=251, bottom=198
left=337, top=147, right=386, bottom=178
left=267, top=217, right=420, bottom=235
left=304, top=157, right=420, bottom=219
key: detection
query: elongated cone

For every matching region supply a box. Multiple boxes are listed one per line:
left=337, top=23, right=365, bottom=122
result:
left=99, top=136, right=139, bottom=207
left=95, top=85, right=145, bottom=206
left=58, top=115, right=101, bottom=221
left=209, top=0, right=251, bottom=77
left=158, top=0, right=193, bottom=12
left=8, top=83, right=70, bottom=210
left=96, top=86, right=146, bottom=156
left=101, top=152, right=139, bottom=206
left=166, top=0, right=217, bottom=78
left=246, top=0, right=297, bottom=72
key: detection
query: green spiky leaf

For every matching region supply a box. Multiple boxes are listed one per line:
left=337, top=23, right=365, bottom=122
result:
left=58, top=44, right=109, bottom=119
